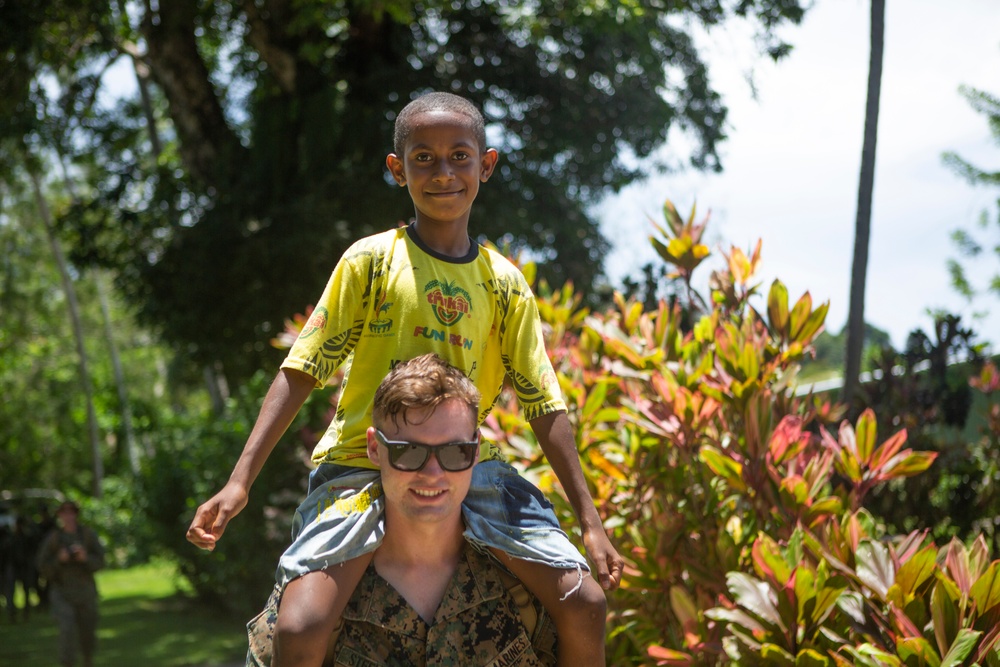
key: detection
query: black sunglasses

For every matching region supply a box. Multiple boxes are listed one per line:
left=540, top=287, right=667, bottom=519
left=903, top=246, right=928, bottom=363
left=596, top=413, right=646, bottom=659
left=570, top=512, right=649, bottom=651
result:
left=374, top=428, right=480, bottom=472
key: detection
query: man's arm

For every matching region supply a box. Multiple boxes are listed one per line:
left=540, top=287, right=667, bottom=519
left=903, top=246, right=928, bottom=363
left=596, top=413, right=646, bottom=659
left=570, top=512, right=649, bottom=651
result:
left=186, top=367, right=316, bottom=550
left=529, top=410, right=624, bottom=590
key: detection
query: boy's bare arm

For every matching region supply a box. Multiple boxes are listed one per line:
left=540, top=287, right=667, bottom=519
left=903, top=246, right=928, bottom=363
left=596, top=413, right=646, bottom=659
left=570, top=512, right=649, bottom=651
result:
left=186, top=367, right=316, bottom=551
left=529, top=410, right=624, bottom=591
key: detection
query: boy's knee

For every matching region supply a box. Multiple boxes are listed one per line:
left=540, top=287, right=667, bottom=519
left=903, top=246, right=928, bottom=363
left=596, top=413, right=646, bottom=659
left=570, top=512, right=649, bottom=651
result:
left=557, top=577, right=607, bottom=626
left=274, top=577, right=341, bottom=640
left=273, top=605, right=340, bottom=665
left=274, top=603, right=328, bottom=639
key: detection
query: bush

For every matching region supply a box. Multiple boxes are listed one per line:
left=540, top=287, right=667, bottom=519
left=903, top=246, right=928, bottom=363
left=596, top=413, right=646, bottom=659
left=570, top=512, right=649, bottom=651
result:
left=486, top=200, right=1000, bottom=665
left=141, top=370, right=332, bottom=617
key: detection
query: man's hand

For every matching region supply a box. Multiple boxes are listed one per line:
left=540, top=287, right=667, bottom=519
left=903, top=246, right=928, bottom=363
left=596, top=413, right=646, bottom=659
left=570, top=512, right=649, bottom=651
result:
left=186, top=483, right=249, bottom=551
left=583, top=526, right=624, bottom=591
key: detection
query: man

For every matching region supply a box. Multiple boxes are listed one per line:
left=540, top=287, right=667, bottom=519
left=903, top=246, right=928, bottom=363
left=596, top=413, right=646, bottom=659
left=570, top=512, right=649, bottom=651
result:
left=37, top=501, right=105, bottom=667
left=250, top=353, right=558, bottom=665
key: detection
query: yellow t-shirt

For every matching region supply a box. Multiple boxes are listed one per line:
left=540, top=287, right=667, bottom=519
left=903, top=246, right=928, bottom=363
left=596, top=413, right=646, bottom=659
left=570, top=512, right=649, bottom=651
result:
left=281, top=225, right=566, bottom=469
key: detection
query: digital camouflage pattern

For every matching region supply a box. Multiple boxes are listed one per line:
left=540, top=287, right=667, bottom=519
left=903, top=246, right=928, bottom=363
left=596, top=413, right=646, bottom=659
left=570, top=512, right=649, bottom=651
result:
left=247, top=544, right=557, bottom=666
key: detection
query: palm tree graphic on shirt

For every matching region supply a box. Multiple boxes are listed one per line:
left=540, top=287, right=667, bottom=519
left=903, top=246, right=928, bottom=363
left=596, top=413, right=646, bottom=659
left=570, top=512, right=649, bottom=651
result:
left=424, top=279, right=472, bottom=327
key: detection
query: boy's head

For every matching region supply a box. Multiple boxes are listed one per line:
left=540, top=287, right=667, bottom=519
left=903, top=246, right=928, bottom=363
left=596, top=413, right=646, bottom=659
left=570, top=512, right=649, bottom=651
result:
left=393, top=92, right=487, bottom=156
left=371, top=353, right=480, bottom=433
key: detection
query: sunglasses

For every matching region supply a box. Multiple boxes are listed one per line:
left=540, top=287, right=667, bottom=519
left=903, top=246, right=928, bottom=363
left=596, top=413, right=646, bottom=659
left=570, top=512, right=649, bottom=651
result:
left=374, top=428, right=480, bottom=472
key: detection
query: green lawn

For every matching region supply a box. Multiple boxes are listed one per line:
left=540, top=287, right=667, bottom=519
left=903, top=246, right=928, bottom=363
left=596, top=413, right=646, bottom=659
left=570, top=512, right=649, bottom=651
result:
left=0, top=560, right=248, bottom=667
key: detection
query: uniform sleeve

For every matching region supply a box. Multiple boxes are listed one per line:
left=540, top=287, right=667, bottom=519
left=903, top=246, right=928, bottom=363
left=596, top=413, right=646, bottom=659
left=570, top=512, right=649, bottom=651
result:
left=281, top=249, right=369, bottom=387
left=499, top=276, right=566, bottom=422
left=36, top=531, right=59, bottom=580
left=83, top=527, right=105, bottom=574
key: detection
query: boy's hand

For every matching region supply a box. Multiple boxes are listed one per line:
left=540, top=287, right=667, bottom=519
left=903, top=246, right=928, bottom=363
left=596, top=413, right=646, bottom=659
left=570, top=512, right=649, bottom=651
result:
left=186, top=483, right=249, bottom=551
left=583, top=527, right=624, bottom=591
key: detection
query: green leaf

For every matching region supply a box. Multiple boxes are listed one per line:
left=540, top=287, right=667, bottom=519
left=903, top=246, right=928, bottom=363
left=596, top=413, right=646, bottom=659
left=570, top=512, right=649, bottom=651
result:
left=704, top=607, right=767, bottom=634
left=932, top=579, right=961, bottom=657
left=794, top=300, right=829, bottom=344
left=856, top=539, right=894, bottom=600
left=896, top=544, right=939, bottom=597
left=581, top=381, right=608, bottom=422
left=880, top=451, right=938, bottom=479
left=971, top=561, right=1000, bottom=619
left=940, top=629, right=982, bottom=667
left=855, top=409, right=877, bottom=467
left=897, top=636, right=942, bottom=667
left=699, top=446, right=747, bottom=492
left=727, top=572, right=786, bottom=631
left=842, top=644, right=903, bottom=667
left=754, top=534, right=794, bottom=586
left=761, top=643, right=796, bottom=666
left=796, top=648, right=833, bottom=667
left=670, top=586, right=699, bottom=628
left=768, top=279, right=790, bottom=336
left=788, top=291, right=813, bottom=340
left=811, top=577, right=849, bottom=628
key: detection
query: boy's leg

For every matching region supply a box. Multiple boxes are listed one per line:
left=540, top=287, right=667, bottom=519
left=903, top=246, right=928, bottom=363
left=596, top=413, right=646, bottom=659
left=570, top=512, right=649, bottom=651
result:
left=490, top=549, right=607, bottom=667
left=272, top=552, right=373, bottom=667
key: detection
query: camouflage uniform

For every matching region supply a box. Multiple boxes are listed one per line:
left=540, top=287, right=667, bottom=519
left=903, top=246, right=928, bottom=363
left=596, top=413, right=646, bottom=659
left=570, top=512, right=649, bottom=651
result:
left=37, top=525, right=105, bottom=667
left=248, top=544, right=557, bottom=666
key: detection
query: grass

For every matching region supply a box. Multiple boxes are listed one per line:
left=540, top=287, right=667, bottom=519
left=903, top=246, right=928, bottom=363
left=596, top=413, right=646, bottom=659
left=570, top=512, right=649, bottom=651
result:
left=0, top=560, right=248, bottom=667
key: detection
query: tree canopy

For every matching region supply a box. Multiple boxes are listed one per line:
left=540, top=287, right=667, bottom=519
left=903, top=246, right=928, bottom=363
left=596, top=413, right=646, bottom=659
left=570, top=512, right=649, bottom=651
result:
left=944, top=84, right=1000, bottom=315
left=0, top=0, right=808, bottom=380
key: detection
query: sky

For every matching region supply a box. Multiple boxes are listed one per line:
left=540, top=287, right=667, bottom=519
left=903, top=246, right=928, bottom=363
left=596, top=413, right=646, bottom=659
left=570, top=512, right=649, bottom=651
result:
left=597, top=0, right=1000, bottom=350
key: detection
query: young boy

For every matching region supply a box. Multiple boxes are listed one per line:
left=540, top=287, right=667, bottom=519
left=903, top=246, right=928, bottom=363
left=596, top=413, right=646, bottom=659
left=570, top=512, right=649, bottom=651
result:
left=187, top=92, right=622, bottom=666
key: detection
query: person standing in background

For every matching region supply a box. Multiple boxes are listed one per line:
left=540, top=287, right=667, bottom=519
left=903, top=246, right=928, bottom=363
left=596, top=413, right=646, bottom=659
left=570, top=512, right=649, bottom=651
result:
left=37, top=501, right=105, bottom=667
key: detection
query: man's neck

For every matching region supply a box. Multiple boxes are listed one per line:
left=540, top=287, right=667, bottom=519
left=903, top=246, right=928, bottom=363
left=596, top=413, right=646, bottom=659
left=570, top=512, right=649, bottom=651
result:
left=374, top=515, right=466, bottom=622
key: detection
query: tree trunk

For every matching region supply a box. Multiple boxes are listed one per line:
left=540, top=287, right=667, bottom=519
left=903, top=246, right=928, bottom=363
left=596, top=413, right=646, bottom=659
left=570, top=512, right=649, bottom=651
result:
left=29, top=168, right=104, bottom=498
left=843, top=0, right=886, bottom=405
left=97, top=271, right=141, bottom=477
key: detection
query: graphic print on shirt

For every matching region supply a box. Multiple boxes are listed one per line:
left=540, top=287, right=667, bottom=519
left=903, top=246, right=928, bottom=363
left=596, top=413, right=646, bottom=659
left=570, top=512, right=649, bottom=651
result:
left=368, top=291, right=394, bottom=336
left=424, top=279, right=472, bottom=327
left=299, top=307, right=329, bottom=339
left=304, top=247, right=387, bottom=378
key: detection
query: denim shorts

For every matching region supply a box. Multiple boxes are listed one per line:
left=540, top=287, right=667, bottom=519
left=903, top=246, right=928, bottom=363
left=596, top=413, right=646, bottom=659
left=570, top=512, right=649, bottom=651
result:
left=275, top=459, right=589, bottom=586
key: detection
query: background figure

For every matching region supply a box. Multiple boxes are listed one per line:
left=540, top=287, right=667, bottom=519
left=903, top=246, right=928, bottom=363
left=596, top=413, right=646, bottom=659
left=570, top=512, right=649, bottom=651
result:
left=0, top=522, right=13, bottom=622
left=37, top=501, right=105, bottom=667
left=33, top=504, right=56, bottom=609
left=6, top=516, right=37, bottom=620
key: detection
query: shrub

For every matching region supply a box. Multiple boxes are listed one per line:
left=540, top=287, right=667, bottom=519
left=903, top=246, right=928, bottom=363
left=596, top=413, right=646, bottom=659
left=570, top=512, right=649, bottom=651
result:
left=486, top=200, right=1000, bottom=664
left=141, top=370, right=331, bottom=616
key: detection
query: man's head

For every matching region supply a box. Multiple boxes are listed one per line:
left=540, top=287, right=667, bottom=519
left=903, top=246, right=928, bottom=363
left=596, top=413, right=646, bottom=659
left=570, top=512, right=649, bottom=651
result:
left=368, top=354, right=481, bottom=522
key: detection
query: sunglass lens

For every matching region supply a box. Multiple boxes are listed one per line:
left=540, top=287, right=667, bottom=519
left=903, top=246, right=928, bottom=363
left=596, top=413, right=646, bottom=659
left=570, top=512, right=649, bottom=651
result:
left=438, top=444, right=476, bottom=471
left=390, top=444, right=429, bottom=471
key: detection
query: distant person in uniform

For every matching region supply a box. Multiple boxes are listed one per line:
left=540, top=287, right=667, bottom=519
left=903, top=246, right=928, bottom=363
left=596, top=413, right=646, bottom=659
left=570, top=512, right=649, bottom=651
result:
left=33, top=503, right=56, bottom=608
left=6, top=516, right=37, bottom=620
left=0, top=521, right=13, bottom=622
left=249, top=354, right=558, bottom=665
left=37, top=501, right=105, bottom=667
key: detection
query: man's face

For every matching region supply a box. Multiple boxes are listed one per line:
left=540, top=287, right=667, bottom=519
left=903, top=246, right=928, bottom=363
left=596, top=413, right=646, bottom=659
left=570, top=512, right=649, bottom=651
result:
left=385, top=110, right=498, bottom=229
left=368, top=398, right=477, bottom=525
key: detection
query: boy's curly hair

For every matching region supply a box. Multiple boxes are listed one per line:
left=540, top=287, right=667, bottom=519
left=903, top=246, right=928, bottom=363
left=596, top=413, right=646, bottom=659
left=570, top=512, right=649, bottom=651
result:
left=393, top=92, right=487, bottom=155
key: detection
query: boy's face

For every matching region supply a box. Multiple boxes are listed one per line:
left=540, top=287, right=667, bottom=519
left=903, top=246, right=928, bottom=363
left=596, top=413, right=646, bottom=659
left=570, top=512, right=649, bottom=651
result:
left=386, top=110, right=498, bottom=229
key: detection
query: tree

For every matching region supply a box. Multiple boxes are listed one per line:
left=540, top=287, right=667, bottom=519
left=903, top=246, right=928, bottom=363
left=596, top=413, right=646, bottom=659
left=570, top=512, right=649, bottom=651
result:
left=943, top=84, right=1000, bottom=327
left=843, top=0, right=885, bottom=404
left=0, top=1, right=810, bottom=381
